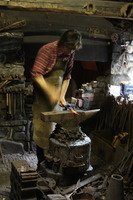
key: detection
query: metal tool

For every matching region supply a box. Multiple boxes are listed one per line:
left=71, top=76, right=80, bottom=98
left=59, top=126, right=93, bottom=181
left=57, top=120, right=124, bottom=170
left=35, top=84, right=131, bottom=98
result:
left=63, top=103, right=79, bottom=115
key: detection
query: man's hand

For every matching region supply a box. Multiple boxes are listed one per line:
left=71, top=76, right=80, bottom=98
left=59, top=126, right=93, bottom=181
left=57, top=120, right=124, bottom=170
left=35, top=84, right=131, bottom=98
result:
left=58, top=96, right=66, bottom=107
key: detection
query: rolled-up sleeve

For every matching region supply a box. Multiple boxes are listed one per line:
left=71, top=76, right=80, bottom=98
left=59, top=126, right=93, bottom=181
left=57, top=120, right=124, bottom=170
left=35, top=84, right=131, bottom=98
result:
left=31, top=47, right=51, bottom=77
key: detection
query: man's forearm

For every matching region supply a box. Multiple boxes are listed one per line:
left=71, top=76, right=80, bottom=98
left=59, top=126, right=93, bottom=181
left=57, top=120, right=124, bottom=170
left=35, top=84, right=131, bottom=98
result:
left=32, top=76, right=50, bottom=95
left=60, top=79, right=70, bottom=99
left=32, top=75, right=60, bottom=104
left=58, top=79, right=70, bottom=106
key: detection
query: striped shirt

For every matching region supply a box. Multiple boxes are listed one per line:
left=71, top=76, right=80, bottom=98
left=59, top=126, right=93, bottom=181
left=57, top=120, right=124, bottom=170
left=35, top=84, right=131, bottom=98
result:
left=31, top=41, right=75, bottom=80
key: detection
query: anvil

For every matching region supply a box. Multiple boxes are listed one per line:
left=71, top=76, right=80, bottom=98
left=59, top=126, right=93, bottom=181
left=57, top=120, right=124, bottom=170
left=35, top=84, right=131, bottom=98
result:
left=40, top=109, right=100, bottom=182
left=41, top=109, right=100, bottom=129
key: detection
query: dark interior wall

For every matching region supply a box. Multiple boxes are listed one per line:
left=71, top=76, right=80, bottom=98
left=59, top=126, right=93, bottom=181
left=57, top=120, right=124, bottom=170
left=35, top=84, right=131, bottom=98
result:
left=75, top=43, right=111, bottom=62
left=23, top=43, right=41, bottom=80
left=71, top=61, right=110, bottom=89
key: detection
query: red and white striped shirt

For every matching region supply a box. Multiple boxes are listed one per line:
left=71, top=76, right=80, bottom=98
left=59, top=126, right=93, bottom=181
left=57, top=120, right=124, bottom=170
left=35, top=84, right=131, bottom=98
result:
left=31, top=41, right=75, bottom=80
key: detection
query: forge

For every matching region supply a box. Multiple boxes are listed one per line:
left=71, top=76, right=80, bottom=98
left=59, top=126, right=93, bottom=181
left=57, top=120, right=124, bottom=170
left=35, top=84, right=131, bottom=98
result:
left=40, top=109, right=100, bottom=185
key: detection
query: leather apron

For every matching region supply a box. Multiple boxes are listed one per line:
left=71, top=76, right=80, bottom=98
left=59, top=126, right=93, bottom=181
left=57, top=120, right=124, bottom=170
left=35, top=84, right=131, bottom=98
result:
left=32, top=60, right=66, bottom=150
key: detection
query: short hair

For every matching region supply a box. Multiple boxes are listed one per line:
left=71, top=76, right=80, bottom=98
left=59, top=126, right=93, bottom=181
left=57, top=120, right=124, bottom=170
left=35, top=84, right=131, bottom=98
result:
left=58, top=29, right=82, bottom=50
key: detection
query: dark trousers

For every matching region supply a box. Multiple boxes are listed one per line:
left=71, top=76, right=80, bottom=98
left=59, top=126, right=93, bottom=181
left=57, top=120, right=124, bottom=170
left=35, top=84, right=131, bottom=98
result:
left=36, top=145, right=45, bottom=168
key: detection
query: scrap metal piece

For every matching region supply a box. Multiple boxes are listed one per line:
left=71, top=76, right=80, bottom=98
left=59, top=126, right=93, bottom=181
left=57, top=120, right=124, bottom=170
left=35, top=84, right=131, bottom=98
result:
left=37, top=177, right=56, bottom=193
left=60, top=173, right=102, bottom=195
left=65, top=179, right=80, bottom=200
left=38, top=175, right=62, bottom=194
left=47, top=194, right=66, bottom=200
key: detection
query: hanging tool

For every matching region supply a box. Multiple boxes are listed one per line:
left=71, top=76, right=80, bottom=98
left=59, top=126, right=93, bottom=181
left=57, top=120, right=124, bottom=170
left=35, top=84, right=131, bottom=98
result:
left=0, top=80, right=11, bottom=89
left=112, top=132, right=128, bottom=148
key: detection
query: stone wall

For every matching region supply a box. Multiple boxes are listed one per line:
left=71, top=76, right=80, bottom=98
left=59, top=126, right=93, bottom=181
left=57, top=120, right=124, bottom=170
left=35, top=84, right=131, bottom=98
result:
left=111, top=40, right=133, bottom=85
left=0, top=120, right=33, bottom=153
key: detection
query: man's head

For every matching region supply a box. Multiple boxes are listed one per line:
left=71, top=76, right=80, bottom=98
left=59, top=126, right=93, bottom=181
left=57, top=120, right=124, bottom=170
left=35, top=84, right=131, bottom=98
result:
left=58, top=29, right=82, bottom=51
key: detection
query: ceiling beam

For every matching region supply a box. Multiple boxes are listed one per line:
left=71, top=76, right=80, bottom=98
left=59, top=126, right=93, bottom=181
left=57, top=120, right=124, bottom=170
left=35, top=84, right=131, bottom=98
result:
left=0, top=0, right=133, bottom=20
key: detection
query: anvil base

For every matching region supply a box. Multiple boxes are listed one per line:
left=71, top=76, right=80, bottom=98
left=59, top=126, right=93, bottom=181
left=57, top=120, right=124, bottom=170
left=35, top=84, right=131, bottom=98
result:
left=40, top=132, right=92, bottom=186
left=40, top=161, right=93, bottom=186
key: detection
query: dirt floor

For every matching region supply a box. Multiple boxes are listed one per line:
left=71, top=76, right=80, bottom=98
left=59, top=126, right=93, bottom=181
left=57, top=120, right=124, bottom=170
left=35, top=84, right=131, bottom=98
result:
left=0, top=150, right=109, bottom=200
left=0, top=150, right=132, bottom=200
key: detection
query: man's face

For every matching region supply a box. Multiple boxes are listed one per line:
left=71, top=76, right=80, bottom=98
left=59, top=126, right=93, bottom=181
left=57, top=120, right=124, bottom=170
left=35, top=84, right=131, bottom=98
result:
left=61, top=46, right=74, bottom=55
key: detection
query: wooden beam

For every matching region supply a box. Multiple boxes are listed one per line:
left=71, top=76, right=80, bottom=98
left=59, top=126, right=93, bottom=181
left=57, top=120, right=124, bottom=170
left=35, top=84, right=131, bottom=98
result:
left=0, top=0, right=133, bottom=20
left=0, top=9, right=117, bottom=40
left=1, top=9, right=133, bottom=42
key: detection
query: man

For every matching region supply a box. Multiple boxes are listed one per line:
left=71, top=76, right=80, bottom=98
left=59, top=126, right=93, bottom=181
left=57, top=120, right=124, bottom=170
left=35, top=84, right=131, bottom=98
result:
left=31, top=29, right=82, bottom=168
